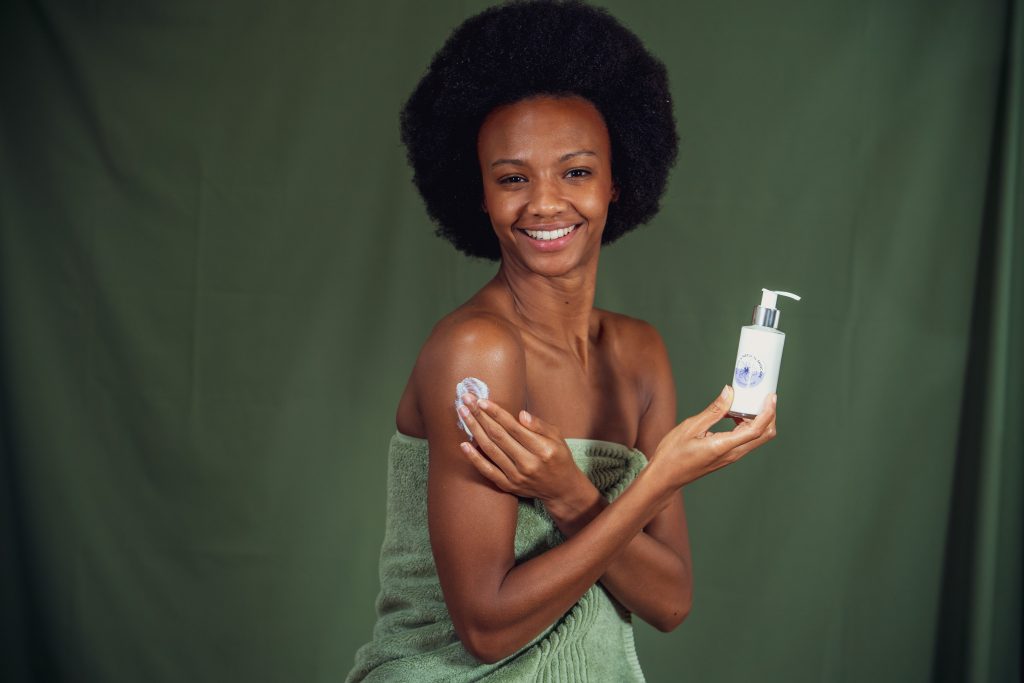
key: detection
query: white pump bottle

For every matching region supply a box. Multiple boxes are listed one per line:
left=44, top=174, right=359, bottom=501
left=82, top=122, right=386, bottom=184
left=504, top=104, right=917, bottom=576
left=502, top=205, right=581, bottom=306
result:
left=728, top=288, right=801, bottom=418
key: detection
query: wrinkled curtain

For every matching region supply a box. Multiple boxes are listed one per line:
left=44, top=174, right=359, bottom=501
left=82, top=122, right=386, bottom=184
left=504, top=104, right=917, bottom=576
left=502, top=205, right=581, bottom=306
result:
left=933, top=1, right=1022, bottom=681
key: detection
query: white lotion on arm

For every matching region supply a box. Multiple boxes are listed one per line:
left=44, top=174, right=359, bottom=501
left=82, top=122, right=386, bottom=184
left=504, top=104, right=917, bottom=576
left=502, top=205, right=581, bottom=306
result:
left=455, top=377, right=490, bottom=438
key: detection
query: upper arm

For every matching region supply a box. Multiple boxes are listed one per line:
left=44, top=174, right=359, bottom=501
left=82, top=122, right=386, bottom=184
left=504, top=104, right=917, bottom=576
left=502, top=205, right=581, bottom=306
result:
left=631, top=321, right=691, bottom=564
left=634, top=321, right=677, bottom=457
left=413, top=314, right=528, bottom=635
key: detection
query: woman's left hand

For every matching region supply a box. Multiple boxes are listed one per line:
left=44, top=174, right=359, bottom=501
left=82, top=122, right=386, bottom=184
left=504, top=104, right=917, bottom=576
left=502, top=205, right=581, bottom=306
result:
left=456, top=393, right=589, bottom=504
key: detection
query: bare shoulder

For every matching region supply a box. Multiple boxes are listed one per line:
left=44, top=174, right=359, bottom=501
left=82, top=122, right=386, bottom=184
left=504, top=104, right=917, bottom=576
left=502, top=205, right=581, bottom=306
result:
left=407, top=306, right=529, bottom=431
left=596, top=308, right=671, bottom=366
left=596, top=309, right=676, bottom=445
left=397, top=305, right=529, bottom=438
left=413, top=308, right=526, bottom=387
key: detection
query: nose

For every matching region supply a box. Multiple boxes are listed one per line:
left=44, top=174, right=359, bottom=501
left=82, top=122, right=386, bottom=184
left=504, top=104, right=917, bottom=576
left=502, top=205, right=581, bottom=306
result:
left=527, top=175, right=567, bottom=217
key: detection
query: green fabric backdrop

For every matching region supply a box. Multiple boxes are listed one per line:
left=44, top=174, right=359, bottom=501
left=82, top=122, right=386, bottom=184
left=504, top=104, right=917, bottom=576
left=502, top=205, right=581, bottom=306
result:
left=1, top=1, right=1019, bottom=681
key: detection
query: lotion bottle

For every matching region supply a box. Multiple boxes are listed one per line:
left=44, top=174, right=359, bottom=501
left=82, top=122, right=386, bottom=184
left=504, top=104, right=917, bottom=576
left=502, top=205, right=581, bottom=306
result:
left=728, top=288, right=801, bottom=418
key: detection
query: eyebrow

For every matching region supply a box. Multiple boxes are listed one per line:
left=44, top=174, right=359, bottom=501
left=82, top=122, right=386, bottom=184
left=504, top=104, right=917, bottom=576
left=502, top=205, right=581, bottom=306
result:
left=560, top=150, right=597, bottom=162
left=490, top=150, right=598, bottom=168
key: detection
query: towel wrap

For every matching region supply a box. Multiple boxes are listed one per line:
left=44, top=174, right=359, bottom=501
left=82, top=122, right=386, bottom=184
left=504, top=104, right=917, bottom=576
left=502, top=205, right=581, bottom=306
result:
left=347, top=431, right=649, bottom=682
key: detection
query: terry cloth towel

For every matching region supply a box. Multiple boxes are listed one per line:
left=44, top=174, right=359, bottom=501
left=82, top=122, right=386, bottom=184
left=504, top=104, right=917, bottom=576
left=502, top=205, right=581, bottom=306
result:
left=347, top=431, right=650, bottom=683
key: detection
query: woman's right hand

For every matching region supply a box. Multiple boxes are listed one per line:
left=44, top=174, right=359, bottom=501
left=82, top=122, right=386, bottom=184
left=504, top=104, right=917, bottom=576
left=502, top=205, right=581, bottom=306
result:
left=651, top=385, right=778, bottom=488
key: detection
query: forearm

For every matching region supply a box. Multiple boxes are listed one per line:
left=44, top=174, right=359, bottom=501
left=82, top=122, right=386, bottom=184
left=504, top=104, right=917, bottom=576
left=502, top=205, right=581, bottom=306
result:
left=545, top=484, right=692, bottom=630
left=458, top=462, right=676, bottom=662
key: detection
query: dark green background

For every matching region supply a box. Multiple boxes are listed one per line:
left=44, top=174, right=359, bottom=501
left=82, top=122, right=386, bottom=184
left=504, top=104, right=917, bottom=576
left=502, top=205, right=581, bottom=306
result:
left=1, top=1, right=1020, bottom=681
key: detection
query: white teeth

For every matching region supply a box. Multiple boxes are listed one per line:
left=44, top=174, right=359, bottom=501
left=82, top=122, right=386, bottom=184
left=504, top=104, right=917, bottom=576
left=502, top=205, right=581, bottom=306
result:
left=524, top=224, right=578, bottom=240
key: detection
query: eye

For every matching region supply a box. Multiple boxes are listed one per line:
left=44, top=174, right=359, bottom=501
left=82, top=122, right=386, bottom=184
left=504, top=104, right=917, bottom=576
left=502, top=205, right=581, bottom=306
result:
left=498, top=174, right=527, bottom=184
left=565, top=168, right=592, bottom=179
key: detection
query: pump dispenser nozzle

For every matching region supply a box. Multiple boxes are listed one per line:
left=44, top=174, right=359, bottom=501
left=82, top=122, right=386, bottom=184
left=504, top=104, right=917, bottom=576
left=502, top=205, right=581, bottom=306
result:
left=753, top=289, right=801, bottom=329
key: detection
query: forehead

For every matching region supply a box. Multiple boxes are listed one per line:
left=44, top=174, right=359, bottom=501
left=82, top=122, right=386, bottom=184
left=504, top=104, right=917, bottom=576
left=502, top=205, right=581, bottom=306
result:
left=477, top=96, right=611, bottom=158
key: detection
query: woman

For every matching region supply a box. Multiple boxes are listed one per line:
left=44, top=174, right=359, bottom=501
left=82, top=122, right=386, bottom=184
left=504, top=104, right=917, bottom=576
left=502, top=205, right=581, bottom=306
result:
left=348, top=2, right=777, bottom=680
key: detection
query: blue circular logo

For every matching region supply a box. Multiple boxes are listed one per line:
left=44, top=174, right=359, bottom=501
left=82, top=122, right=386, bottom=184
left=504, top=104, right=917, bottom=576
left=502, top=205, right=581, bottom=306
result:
left=734, top=354, right=765, bottom=388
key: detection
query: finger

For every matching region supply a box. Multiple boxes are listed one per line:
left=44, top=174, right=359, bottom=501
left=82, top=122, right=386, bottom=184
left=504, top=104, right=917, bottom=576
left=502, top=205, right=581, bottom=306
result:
left=457, top=403, right=520, bottom=476
left=692, top=385, right=735, bottom=434
left=473, top=402, right=543, bottom=470
left=707, top=393, right=777, bottom=454
left=457, top=390, right=479, bottom=434
left=719, top=413, right=778, bottom=463
left=476, top=397, right=541, bottom=447
left=459, top=442, right=517, bottom=494
left=461, top=390, right=480, bottom=411
left=732, top=417, right=755, bottom=432
left=516, top=408, right=562, bottom=441
left=476, top=398, right=555, bottom=455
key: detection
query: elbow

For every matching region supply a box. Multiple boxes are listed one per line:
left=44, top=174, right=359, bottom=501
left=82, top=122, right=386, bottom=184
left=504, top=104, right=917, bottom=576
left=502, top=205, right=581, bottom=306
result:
left=650, top=607, right=688, bottom=633
left=453, top=612, right=517, bottom=664
left=447, top=593, right=521, bottom=663
left=458, top=625, right=511, bottom=664
left=650, top=593, right=692, bottom=633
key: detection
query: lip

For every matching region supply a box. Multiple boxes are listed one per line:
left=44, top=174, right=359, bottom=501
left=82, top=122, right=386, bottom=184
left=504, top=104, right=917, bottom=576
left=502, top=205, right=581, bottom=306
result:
left=515, top=223, right=582, bottom=252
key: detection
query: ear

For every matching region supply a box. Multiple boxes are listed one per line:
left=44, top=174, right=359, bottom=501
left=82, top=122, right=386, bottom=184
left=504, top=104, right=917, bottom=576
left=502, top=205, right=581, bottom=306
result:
left=610, top=182, right=620, bottom=202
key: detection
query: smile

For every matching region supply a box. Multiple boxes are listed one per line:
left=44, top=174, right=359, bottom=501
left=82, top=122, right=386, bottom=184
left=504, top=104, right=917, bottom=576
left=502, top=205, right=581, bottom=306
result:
left=519, top=224, right=580, bottom=241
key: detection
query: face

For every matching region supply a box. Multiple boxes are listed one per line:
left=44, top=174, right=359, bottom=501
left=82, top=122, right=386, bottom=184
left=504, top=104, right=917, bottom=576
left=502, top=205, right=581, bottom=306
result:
left=477, top=96, right=617, bottom=274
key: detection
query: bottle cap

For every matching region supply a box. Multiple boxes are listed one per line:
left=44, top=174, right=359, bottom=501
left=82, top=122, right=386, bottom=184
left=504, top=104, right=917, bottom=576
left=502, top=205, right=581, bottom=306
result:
left=752, top=288, right=801, bottom=328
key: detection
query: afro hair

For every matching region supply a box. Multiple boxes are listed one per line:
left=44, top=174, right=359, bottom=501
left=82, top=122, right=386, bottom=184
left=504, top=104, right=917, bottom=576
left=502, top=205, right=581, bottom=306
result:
left=400, top=0, right=678, bottom=261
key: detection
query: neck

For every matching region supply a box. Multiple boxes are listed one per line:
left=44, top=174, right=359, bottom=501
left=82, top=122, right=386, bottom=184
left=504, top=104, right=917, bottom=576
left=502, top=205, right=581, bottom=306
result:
left=492, top=255, right=599, bottom=367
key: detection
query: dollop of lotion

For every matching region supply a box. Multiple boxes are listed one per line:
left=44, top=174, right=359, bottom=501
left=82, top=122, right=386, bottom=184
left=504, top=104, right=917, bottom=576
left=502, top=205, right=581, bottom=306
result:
left=455, top=377, right=490, bottom=438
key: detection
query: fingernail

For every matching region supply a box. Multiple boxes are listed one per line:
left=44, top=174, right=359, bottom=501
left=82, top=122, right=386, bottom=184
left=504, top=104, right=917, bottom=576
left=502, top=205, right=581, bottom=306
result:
left=463, top=392, right=477, bottom=405
left=520, top=410, right=532, bottom=423
left=457, top=405, right=470, bottom=418
left=773, top=394, right=778, bottom=406
left=459, top=442, right=470, bottom=452
left=478, top=399, right=489, bottom=409
left=721, top=385, right=730, bottom=399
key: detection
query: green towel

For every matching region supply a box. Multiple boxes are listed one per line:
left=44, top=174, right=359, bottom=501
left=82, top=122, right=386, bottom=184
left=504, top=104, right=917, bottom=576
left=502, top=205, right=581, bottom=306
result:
left=347, top=431, right=650, bottom=682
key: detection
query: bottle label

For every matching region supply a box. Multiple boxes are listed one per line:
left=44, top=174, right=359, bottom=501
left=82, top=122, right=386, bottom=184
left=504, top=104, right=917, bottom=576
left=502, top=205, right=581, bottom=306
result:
left=734, top=353, right=765, bottom=388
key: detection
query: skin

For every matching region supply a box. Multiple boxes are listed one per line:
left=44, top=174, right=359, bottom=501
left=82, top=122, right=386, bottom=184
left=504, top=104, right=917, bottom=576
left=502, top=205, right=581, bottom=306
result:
left=394, top=95, right=778, bottom=663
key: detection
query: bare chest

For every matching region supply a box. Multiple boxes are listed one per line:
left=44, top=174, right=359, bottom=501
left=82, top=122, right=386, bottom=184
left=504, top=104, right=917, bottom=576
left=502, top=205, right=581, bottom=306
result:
left=520, top=350, right=641, bottom=447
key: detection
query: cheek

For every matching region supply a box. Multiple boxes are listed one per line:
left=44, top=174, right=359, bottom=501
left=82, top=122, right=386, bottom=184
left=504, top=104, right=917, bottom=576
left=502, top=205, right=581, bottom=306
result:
left=578, top=184, right=615, bottom=218
left=482, top=190, right=521, bottom=224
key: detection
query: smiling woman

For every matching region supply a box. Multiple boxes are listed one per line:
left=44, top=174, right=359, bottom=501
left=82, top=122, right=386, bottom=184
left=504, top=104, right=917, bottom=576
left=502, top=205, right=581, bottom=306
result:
left=346, top=2, right=778, bottom=681
left=479, top=96, right=616, bottom=266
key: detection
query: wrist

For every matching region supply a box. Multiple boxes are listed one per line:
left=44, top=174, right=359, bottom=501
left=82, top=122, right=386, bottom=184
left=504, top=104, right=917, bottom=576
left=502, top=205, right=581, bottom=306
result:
left=637, top=455, right=686, bottom=501
left=543, top=474, right=603, bottom=533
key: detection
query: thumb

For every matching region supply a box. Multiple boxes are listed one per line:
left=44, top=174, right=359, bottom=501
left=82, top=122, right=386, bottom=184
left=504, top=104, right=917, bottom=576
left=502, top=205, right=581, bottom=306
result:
left=693, top=385, right=733, bottom=432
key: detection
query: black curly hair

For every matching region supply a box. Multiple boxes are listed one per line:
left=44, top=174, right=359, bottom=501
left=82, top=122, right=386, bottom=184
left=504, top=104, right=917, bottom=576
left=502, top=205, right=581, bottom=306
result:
left=400, top=0, right=678, bottom=261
